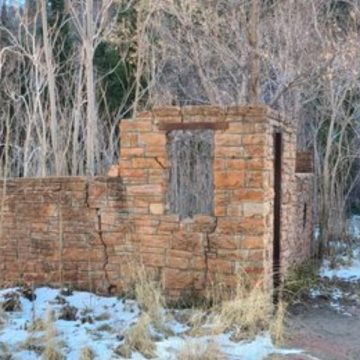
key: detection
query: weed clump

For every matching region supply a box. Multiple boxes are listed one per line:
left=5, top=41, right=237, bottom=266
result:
left=176, top=341, right=225, bottom=360
left=79, top=346, right=95, bottom=360
left=116, top=313, right=156, bottom=359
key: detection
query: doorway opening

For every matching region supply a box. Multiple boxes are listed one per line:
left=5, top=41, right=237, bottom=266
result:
left=273, top=132, right=282, bottom=302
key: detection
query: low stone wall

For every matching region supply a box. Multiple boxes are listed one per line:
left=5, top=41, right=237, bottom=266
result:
left=0, top=177, right=128, bottom=293
left=293, top=174, right=315, bottom=264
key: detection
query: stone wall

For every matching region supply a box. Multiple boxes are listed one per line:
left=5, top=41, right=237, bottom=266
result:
left=117, top=106, right=302, bottom=296
left=293, top=174, right=315, bottom=264
left=0, top=106, right=314, bottom=298
left=0, top=177, right=128, bottom=293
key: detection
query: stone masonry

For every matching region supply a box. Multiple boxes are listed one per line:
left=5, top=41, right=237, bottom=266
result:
left=0, top=106, right=314, bottom=298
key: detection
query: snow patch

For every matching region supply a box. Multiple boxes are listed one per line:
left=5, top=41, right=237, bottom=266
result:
left=320, top=249, right=360, bottom=281
left=0, top=287, right=303, bottom=360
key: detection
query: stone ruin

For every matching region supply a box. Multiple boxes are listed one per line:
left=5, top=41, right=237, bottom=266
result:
left=0, top=106, right=314, bottom=299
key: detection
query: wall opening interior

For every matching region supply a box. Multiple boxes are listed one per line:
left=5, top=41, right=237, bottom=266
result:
left=167, top=129, right=214, bottom=219
left=273, top=131, right=283, bottom=301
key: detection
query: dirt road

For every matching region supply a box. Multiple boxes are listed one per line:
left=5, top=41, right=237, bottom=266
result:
left=270, top=279, right=360, bottom=360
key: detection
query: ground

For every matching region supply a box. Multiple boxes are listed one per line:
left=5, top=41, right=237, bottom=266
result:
left=272, top=241, right=360, bottom=360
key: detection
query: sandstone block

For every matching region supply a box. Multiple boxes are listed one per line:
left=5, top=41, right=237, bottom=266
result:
left=162, top=269, right=204, bottom=290
left=215, top=171, right=244, bottom=188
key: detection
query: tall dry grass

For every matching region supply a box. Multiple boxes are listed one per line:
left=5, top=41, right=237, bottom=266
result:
left=41, top=310, right=64, bottom=360
left=189, top=271, right=286, bottom=343
left=79, top=346, right=95, bottom=360
left=176, top=341, right=225, bottom=360
left=124, top=262, right=171, bottom=334
left=120, top=313, right=156, bottom=359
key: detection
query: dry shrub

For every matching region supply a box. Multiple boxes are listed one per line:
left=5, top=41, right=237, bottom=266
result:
left=121, top=313, right=156, bottom=359
left=28, top=318, right=45, bottom=332
left=187, top=272, right=281, bottom=342
left=204, top=274, right=271, bottom=340
left=187, top=309, right=209, bottom=337
left=79, top=346, right=95, bottom=360
left=42, top=310, right=64, bottom=360
left=126, top=262, right=171, bottom=334
left=0, top=306, right=7, bottom=329
left=270, top=301, right=287, bottom=346
left=42, top=346, right=65, bottom=360
left=176, top=341, right=225, bottom=360
left=0, top=342, right=11, bottom=359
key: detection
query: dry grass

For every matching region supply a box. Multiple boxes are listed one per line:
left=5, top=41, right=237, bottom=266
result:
left=270, top=301, right=287, bottom=346
left=121, top=313, right=156, bottom=359
left=28, top=318, right=45, bottom=332
left=214, top=282, right=271, bottom=339
left=126, top=262, right=171, bottom=335
left=0, top=306, right=7, bottom=329
left=191, top=273, right=273, bottom=341
left=0, top=341, right=11, bottom=359
left=176, top=341, right=225, bottom=360
left=42, top=310, right=64, bottom=360
left=42, top=346, right=65, bottom=360
left=79, top=346, right=95, bottom=360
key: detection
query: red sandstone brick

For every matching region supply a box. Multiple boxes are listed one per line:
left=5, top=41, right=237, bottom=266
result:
left=121, top=121, right=152, bottom=132
left=162, top=268, right=204, bottom=290
left=153, top=107, right=181, bottom=117
left=215, top=171, right=245, bottom=188
left=216, top=146, right=245, bottom=158
left=245, top=172, right=264, bottom=188
left=214, top=205, right=226, bottom=216
left=227, top=159, right=246, bottom=170
left=241, top=236, right=264, bottom=249
left=121, top=133, right=139, bottom=147
left=141, top=253, right=165, bottom=267
left=247, top=158, right=266, bottom=170
left=172, top=232, right=203, bottom=253
left=127, top=184, right=163, bottom=196
left=233, top=189, right=264, bottom=201
left=226, top=106, right=267, bottom=116
left=107, top=165, right=119, bottom=177
left=103, top=233, right=125, bottom=246
left=243, top=144, right=266, bottom=157
left=145, top=146, right=167, bottom=157
left=215, top=134, right=241, bottom=147
left=207, top=258, right=233, bottom=274
left=132, top=158, right=165, bottom=169
left=167, top=249, right=192, bottom=258
left=210, top=235, right=238, bottom=250
left=138, top=133, right=166, bottom=147
left=191, top=257, right=206, bottom=270
left=166, top=256, right=189, bottom=270
left=120, top=148, right=145, bottom=157
left=242, top=134, right=267, bottom=145
left=182, top=105, right=225, bottom=116
left=120, top=169, right=148, bottom=179
left=118, top=159, right=132, bottom=170
left=247, top=250, right=264, bottom=261
left=141, top=234, right=170, bottom=248
left=158, top=221, right=179, bottom=232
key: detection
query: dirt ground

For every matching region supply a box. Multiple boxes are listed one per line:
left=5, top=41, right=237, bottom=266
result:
left=267, top=279, right=360, bottom=360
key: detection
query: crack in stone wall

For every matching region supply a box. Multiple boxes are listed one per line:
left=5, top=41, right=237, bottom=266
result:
left=96, top=208, right=112, bottom=294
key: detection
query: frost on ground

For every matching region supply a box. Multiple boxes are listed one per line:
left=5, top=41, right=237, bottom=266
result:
left=319, top=216, right=360, bottom=281
left=310, top=218, right=360, bottom=315
left=319, top=248, right=360, bottom=281
left=0, top=287, right=302, bottom=360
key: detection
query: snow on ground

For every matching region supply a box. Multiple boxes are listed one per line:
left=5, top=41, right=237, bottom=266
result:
left=0, top=287, right=302, bottom=360
left=320, top=248, right=360, bottom=281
